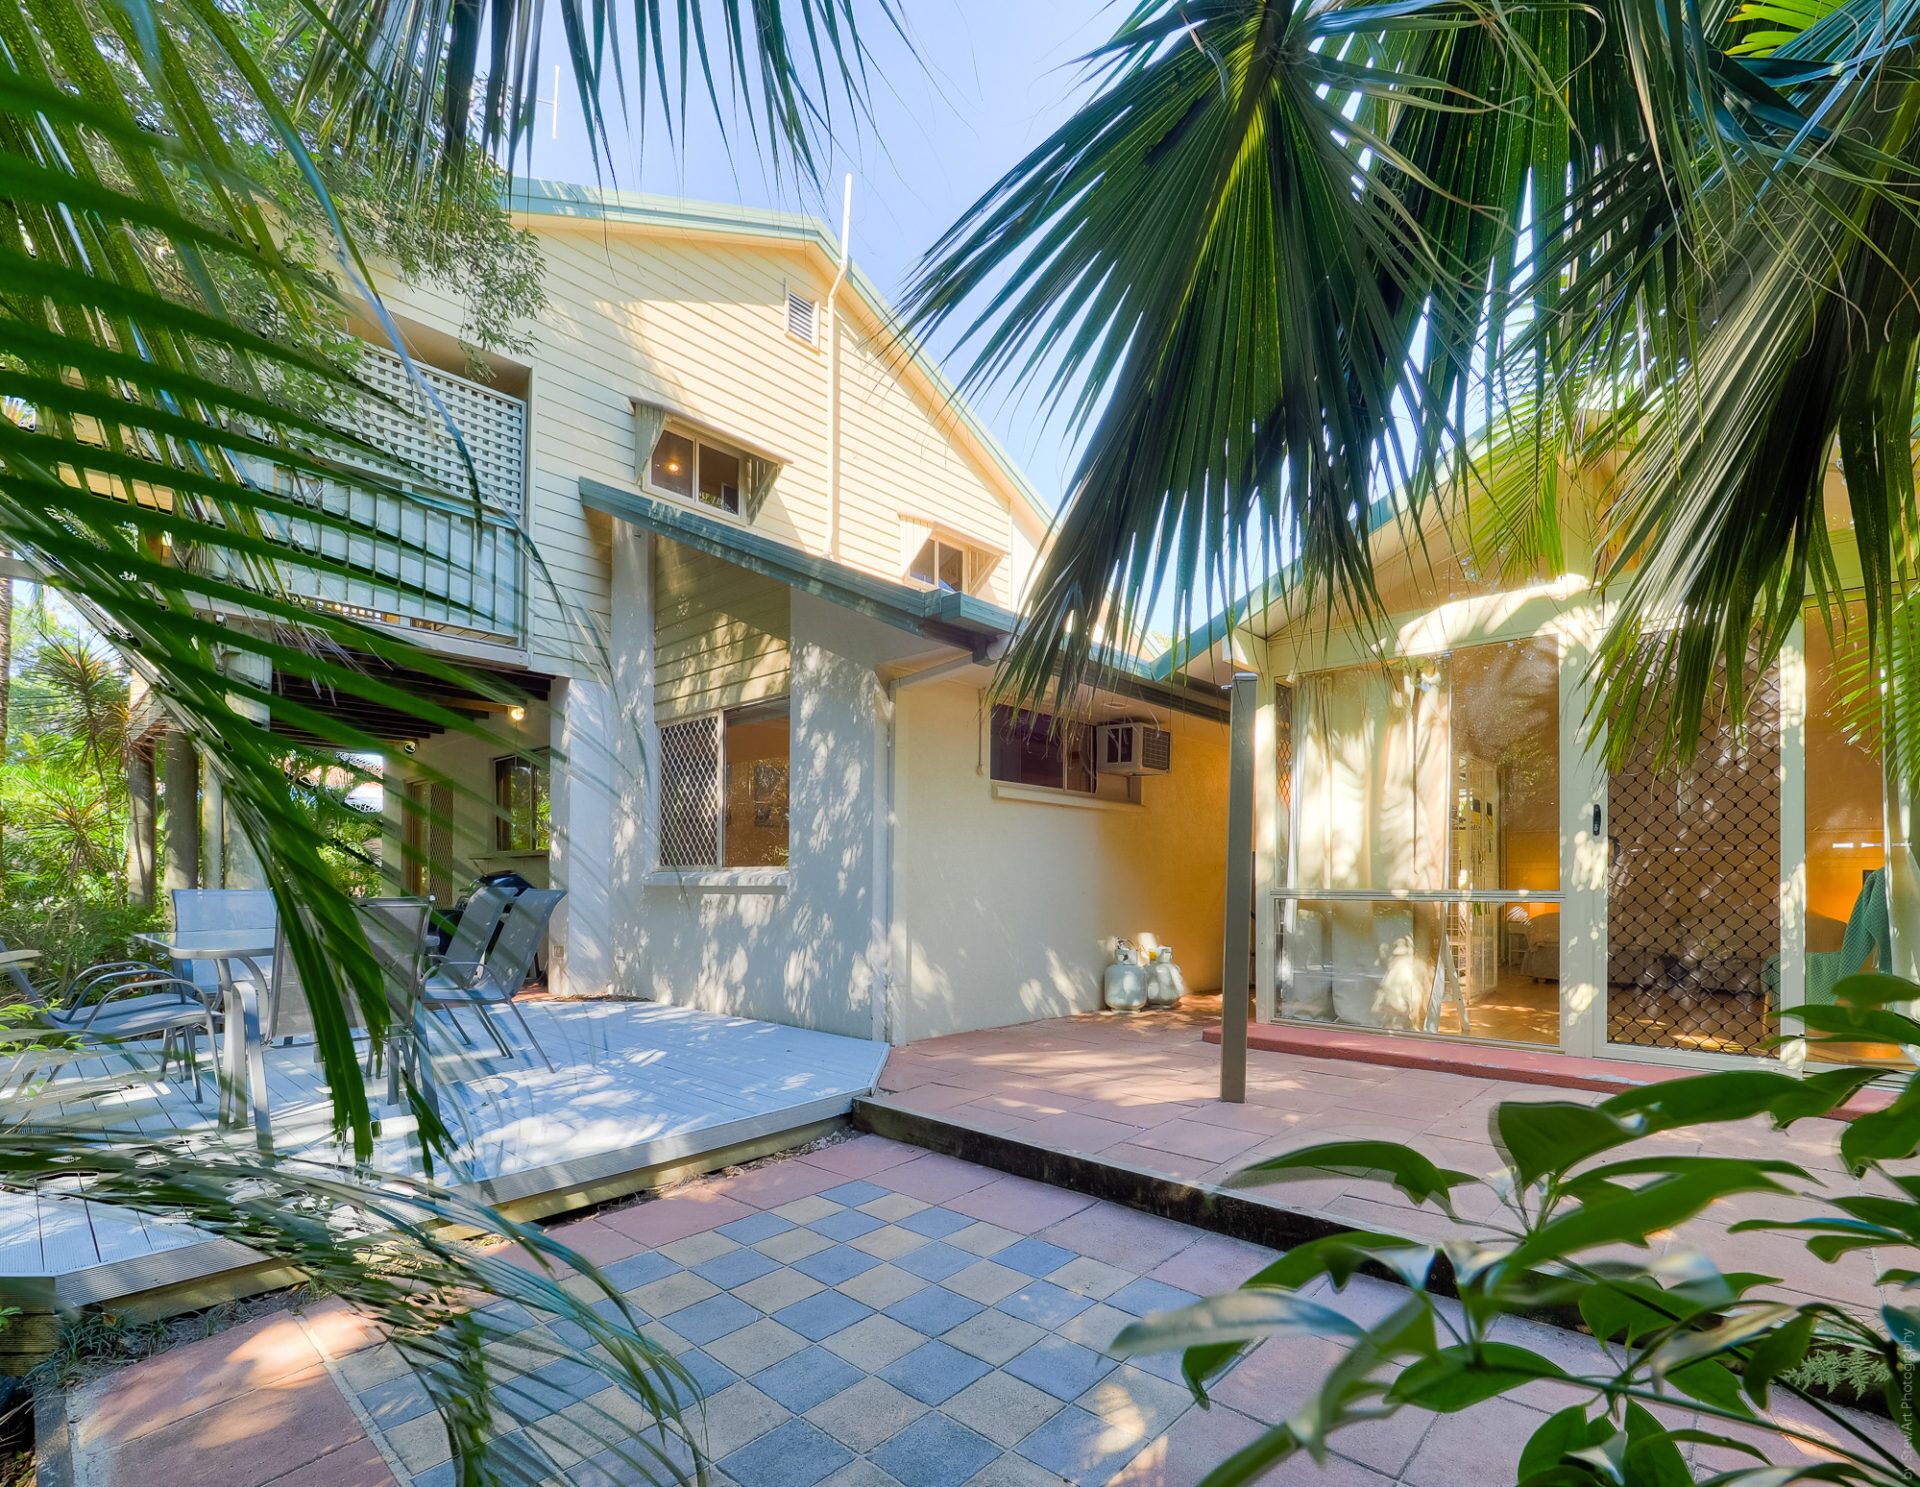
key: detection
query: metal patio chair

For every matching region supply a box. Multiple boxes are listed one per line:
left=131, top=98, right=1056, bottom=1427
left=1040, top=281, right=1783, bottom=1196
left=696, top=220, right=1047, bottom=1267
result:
left=421, top=887, right=563, bottom=1069
left=0, top=938, right=218, bottom=1100
left=427, top=883, right=514, bottom=977
left=169, top=888, right=277, bottom=1005
left=349, top=897, right=433, bottom=1104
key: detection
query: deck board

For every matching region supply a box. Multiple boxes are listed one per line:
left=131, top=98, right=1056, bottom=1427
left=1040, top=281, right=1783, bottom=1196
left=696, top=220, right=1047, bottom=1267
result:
left=1, top=998, right=886, bottom=1291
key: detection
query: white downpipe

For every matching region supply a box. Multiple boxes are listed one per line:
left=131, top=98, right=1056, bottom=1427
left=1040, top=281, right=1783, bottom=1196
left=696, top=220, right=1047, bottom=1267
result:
left=879, top=651, right=983, bottom=1045
left=826, top=174, right=853, bottom=564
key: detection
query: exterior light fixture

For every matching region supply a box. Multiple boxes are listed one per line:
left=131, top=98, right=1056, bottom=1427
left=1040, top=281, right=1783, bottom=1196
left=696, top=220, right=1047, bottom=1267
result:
left=509, top=705, right=526, bottom=723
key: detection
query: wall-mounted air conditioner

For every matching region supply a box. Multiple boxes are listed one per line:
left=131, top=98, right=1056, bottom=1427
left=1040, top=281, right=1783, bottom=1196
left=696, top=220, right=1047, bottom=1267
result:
left=1097, top=721, right=1172, bottom=777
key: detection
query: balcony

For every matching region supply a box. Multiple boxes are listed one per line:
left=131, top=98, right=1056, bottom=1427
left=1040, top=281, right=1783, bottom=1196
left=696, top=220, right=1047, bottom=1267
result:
left=236, top=345, right=528, bottom=647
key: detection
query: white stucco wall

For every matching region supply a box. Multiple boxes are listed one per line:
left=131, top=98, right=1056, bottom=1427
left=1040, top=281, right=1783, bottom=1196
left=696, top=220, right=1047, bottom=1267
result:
left=607, top=528, right=922, bottom=1038
left=892, top=681, right=1232, bottom=1043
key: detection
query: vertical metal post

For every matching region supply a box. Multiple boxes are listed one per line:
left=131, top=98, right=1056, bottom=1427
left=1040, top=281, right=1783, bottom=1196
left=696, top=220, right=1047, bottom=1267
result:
left=161, top=731, right=200, bottom=893
left=1222, top=673, right=1257, bottom=1103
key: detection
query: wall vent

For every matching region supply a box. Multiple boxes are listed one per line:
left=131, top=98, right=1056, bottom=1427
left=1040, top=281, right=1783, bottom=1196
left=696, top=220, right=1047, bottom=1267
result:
left=786, top=289, right=819, bottom=345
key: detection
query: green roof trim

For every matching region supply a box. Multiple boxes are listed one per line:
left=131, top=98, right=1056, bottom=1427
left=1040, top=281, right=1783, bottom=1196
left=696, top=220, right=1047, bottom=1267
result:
left=514, top=181, right=1056, bottom=534
left=580, top=478, right=1227, bottom=720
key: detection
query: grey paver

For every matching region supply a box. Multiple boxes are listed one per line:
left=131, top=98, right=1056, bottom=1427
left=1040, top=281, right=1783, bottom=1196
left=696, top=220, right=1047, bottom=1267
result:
left=944, top=1259, right=1026, bottom=1305
left=698, top=1380, right=791, bottom=1459
left=838, top=1263, right=930, bottom=1309
left=804, top=1376, right=929, bottom=1453
left=947, top=1222, right=1020, bottom=1257
left=697, top=1247, right=782, bottom=1289
left=776, top=1287, right=872, bottom=1340
left=883, top=1284, right=983, bottom=1336
left=735, top=1264, right=828, bottom=1314
left=942, top=1308, right=1048, bottom=1366
left=760, top=1227, right=838, bottom=1264
left=941, top=1372, right=1066, bottom=1448
left=852, top=1224, right=933, bottom=1261
left=998, top=1280, right=1094, bottom=1330
left=719, top=1212, right=796, bottom=1244
left=814, top=1208, right=888, bottom=1241
left=875, top=1338, right=992, bottom=1404
left=661, top=1230, right=739, bottom=1266
left=994, top=1238, right=1076, bottom=1277
left=1003, top=1337, right=1118, bottom=1401
left=859, top=1193, right=929, bottom=1222
left=752, top=1344, right=866, bottom=1414
left=822, top=1180, right=893, bottom=1207
left=870, top=1411, right=1000, bottom=1487
left=899, top=1207, right=973, bottom=1240
left=1014, top=1403, right=1148, bottom=1485
left=717, top=1417, right=854, bottom=1487
left=705, top=1316, right=810, bottom=1376
left=819, top=1313, right=926, bottom=1370
left=1107, top=1276, right=1200, bottom=1317
left=794, top=1242, right=886, bottom=1285
left=665, top=1292, right=760, bottom=1345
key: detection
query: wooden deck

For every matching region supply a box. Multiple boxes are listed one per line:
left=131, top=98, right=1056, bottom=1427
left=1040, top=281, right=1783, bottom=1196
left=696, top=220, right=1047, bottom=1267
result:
left=0, top=998, right=886, bottom=1311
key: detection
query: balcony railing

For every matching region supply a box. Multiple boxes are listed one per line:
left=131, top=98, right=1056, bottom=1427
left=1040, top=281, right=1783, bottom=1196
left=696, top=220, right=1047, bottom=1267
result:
left=235, top=346, right=528, bottom=645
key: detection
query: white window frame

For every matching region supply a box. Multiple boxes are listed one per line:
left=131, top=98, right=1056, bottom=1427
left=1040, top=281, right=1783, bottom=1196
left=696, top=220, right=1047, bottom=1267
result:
left=905, top=532, right=987, bottom=596
left=643, top=422, right=750, bottom=521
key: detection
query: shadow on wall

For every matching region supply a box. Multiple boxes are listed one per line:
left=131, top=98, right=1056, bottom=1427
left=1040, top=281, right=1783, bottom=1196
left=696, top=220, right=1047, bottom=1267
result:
left=897, top=684, right=1232, bottom=1044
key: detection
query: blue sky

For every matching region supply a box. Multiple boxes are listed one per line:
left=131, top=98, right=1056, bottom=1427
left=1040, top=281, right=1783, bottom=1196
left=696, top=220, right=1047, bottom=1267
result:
left=517, top=0, right=1115, bottom=513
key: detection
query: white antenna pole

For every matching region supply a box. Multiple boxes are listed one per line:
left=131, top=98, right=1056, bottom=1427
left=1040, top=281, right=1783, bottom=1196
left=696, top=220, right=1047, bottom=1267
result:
left=552, top=63, right=561, bottom=139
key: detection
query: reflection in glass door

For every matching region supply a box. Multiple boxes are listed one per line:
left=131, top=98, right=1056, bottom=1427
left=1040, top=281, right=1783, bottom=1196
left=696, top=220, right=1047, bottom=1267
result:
left=1604, top=667, right=1782, bottom=1057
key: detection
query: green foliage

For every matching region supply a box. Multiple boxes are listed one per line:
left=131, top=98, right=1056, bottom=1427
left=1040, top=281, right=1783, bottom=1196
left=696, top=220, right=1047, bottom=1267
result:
left=1118, top=978, right=1920, bottom=1484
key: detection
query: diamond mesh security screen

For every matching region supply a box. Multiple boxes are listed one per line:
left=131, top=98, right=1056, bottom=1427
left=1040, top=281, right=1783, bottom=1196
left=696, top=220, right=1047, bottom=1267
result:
left=1275, top=683, right=1294, bottom=815
left=658, top=715, right=722, bottom=868
left=1606, top=667, right=1782, bottom=1056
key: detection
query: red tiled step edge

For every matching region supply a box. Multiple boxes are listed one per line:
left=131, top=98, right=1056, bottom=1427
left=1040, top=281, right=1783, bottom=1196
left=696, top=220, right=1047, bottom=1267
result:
left=1201, top=1020, right=1894, bottom=1120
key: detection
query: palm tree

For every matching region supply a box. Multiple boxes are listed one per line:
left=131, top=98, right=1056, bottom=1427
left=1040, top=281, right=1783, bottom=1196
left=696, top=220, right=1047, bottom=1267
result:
left=906, top=0, right=1920, bottom=781
left=2, top=0, right=887, bottom=1476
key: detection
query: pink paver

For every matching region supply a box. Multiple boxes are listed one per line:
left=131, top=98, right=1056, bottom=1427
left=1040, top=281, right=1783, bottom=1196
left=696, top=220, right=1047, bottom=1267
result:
left=545, top=1216, right=645, bottom=1265
left=881, top=1150, right=1002, bottom=1202
left=706, top=1155, right=847, bottom=1207
left=796, top=1133, right=926, bottom=1178
left=597, top=1185, right=755, bottom=1244
left=943, top=1172, right=1098, bottom=1233
left=1039, top=1200, right=1201, bottom=1272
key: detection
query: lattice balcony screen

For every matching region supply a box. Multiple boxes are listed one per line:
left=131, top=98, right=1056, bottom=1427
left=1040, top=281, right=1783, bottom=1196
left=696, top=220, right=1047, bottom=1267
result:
left=657, top=714, right=723, bottom=868
left=240, top=346, right=529, bottom=642
left=1605, top=665, right=1782, bottom=1056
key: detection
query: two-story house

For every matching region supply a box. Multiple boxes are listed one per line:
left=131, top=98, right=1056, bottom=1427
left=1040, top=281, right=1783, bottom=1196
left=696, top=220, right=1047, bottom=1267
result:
left=163, top=183, right=1234, bottom=1046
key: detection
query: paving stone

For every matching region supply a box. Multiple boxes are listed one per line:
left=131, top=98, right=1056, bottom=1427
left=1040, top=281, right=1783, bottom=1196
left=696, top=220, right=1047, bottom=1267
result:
left=772, top=1196, right=845, bottom=1225
left=1004, top=1337, right=1119, bottom=1401
left=820, top=1459, right=910, bottom=1487
left=859, top=1193, right=930, bottom=1222
left=941, top=1309, right=1048, bottom=1366
left=813, top=1208, right=888, bottom=1241
left=718, top=1211, right=796, bottom=1245
left=1058, top=1301, right=1131, bottom=1353
left=385, top=1411, right=454, bottom=1473
left=883, top=1285, right=984, bottom=1336
left=947, top=1222, right=1019, bottom=1257
left=630, top=1270, right=719, bottom=1318
left=760, top=1227, right=838, bottom=1264
left=819, top=1313, right=927, bottom=1371
left=997, top=1279, right=1094, bottom=1330
left=804, top=1375, right=930, bottom=1453
left=961, top=1453, right=1069, bottom=1487
left=941, top=1371, right=1067, bottom=1448
left=1077, top=1364, right=1192, bottom=1438
left=838, top=1263, right=930, bottom=1309
left=898, top=1208, right=975, bottom=1240
left=821, top=1180, right=895, bottom=1208
left=696, top=1247, right=781, bottom=1289
left=600, top=1251, right=680, bottom=1292
left=660, top=1230, right=739, bottom=1266
left=664, top=1292, right=760, bottom=1345
left=717, top=1416, right=854, bottom=1487
left=1105, top=1402, right=1270, bottom=1487
left=852, top=1224, right=933, bottom=1261
left=356, top=1371, right=435, bottom=1428
left=1106, top=1277, right=1200, bottom=1318
left=339, top=1342, right=412, bottom=1391
left=705, top=1317, right=811, bottom=1376
left=876, top=1338, right=992, bottom=1405
left=794, top=1243, right=885, bottom=1285
left=893, top=1241, right=976, bottom=1282
left=698, top=1381, right=793, bottom=1459
left=776, top=1289, right=872, bottom=1341
left=497, top=1356, right=605, bottom=1416
left=1048, top=1256, right=1133, bottom=1300
left=995, top=1238, right=1077, bottom=1278
left=1014, top=1402, right=1150, bottom=1486
left=735, top=1265, right=828, bottom=1315
left=1039, top=1204, right=1197, bottom=1273
left=944, top=1259, right=1027, bottom=1305
left=752, top=1344, right=867, bottom=1414
left=667, top=1348, right=740, bottom=1403
left=869, top=1410, right=1001, bottom=1487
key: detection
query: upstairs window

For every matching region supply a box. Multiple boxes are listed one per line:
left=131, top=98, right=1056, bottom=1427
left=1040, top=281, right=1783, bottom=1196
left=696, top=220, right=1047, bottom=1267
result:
left=647, top=426, right=744, bottom=517
left=908, top=534, right=985, bottom=595
left=990, top=706, right=1096, bottom=796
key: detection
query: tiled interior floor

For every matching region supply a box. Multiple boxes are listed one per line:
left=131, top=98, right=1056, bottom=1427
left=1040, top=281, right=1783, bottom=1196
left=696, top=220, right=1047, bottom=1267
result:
left=63, top=1134, right=1905, bottom=1487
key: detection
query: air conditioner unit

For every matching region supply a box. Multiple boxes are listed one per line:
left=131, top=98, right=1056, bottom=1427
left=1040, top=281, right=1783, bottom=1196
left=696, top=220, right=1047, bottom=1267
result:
left=1097, top=721, right=1172, bottom=777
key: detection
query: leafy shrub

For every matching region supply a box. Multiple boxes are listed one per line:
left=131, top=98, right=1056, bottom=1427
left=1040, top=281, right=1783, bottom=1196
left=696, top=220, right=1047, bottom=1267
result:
left=1119, top=974, right=1920, bottom=1484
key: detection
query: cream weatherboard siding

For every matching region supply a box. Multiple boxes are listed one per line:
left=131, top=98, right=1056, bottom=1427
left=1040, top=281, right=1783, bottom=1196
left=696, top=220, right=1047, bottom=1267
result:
left=650, top=540, right=792, bottom=720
